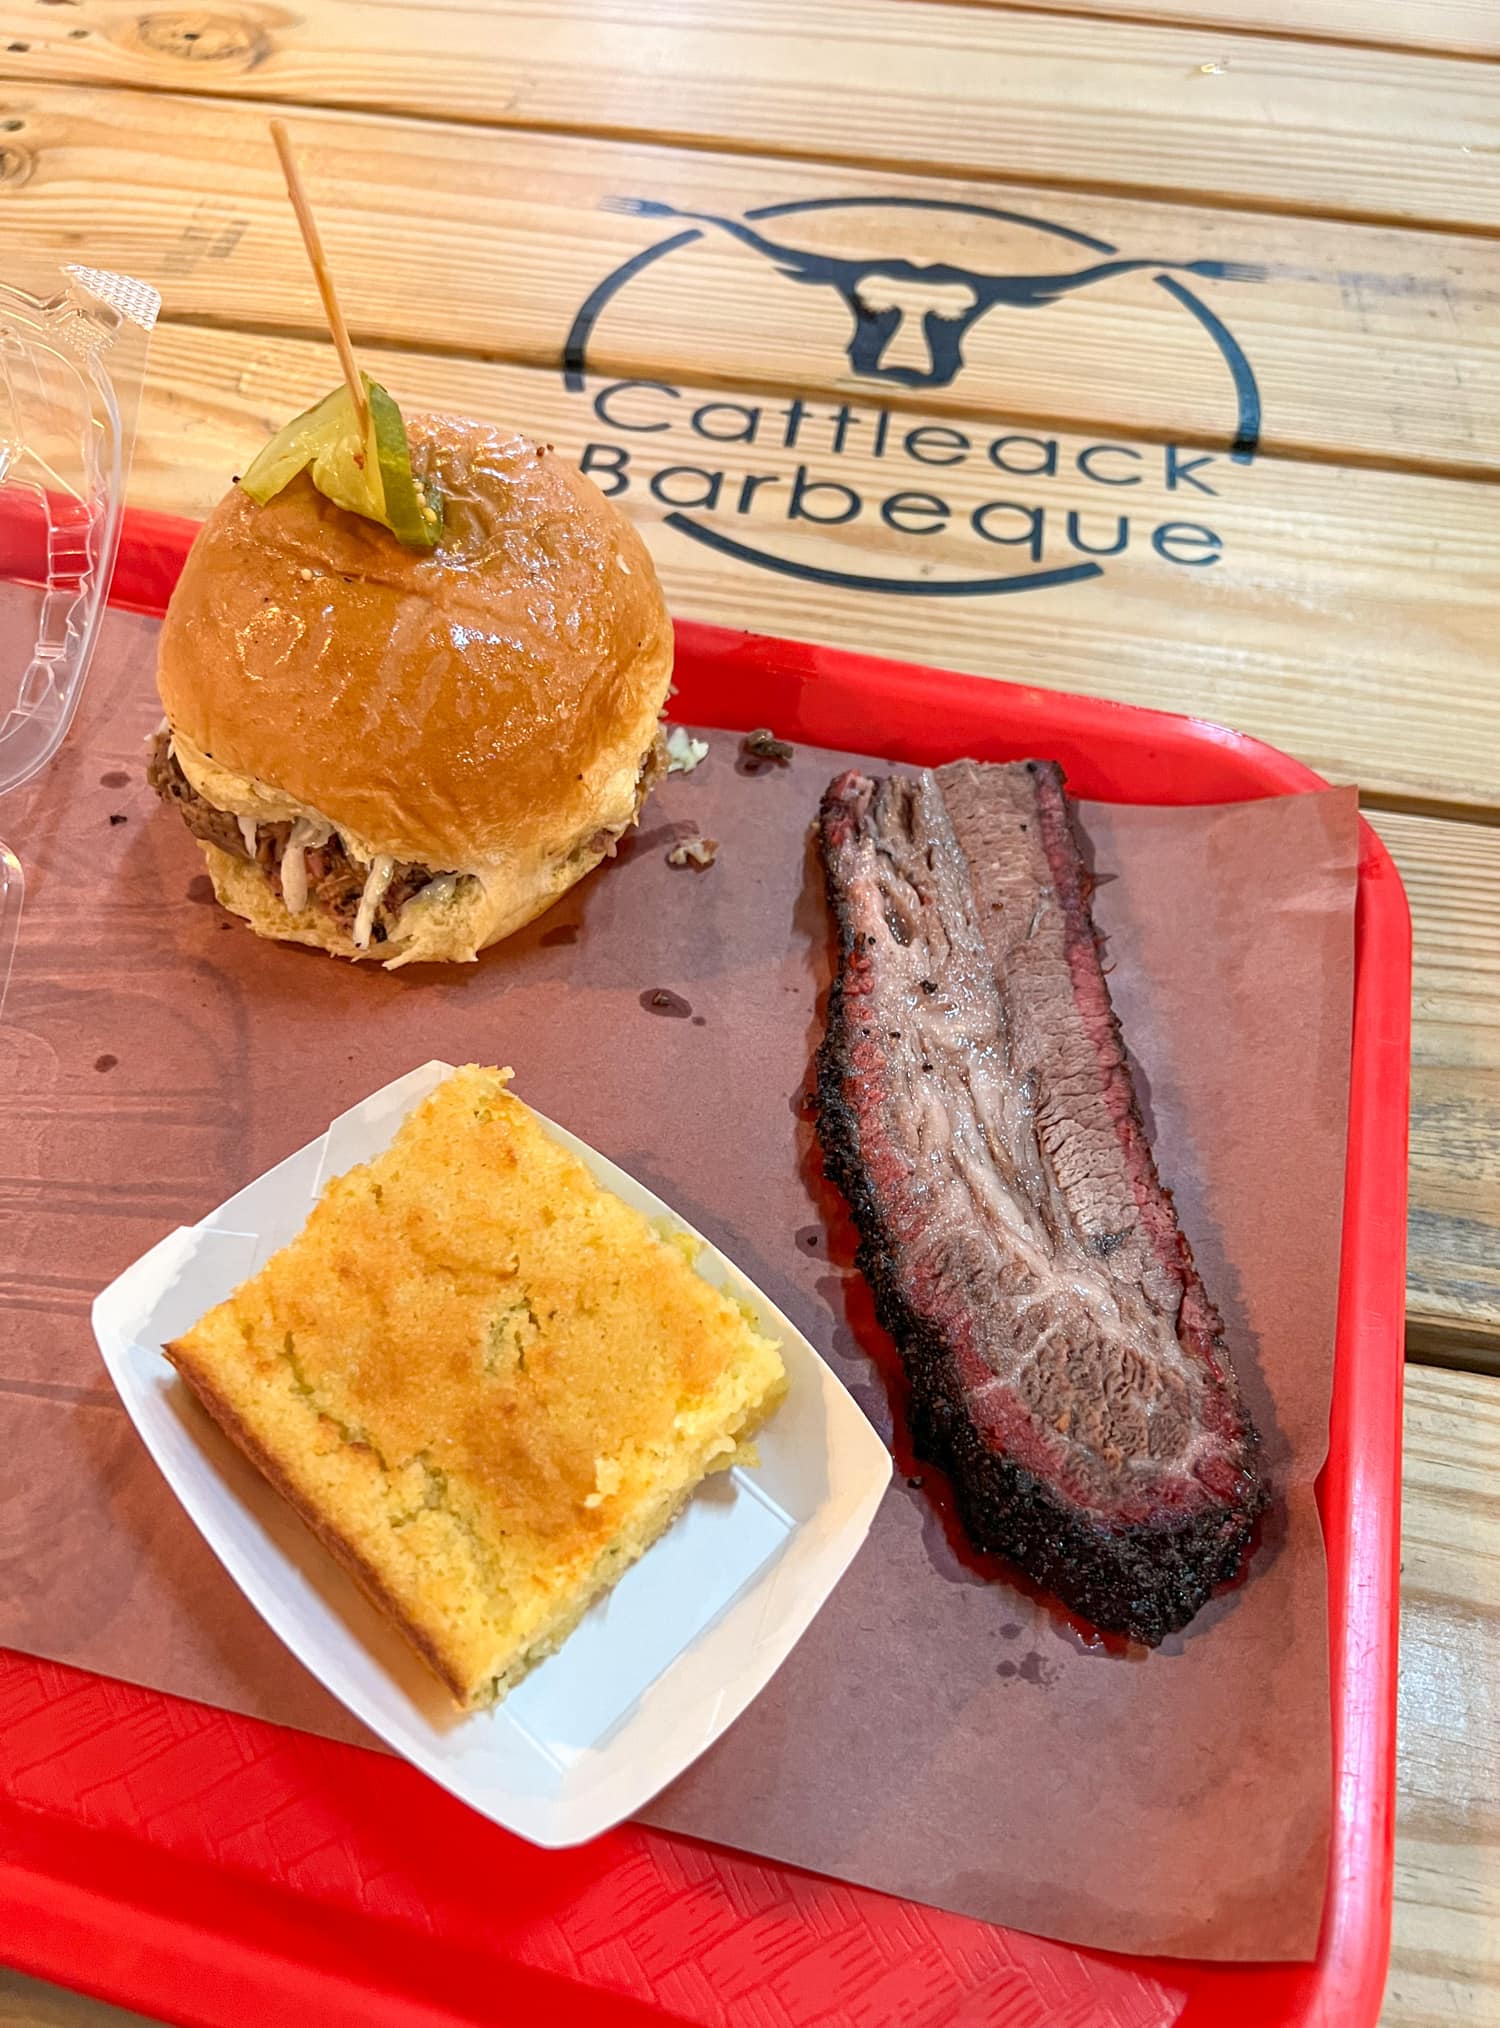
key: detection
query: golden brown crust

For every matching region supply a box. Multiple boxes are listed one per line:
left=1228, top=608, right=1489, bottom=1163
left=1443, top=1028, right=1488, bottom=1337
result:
left=156, top=413, right=673, bottom=870
left=164, top=1333, right=472, bottom=1703
left=161, top=1067, right=789, bottom=1708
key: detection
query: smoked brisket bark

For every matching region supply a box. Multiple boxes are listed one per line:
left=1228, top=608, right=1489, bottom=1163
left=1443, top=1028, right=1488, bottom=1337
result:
left=815, top=763, right=1264, bottom=1643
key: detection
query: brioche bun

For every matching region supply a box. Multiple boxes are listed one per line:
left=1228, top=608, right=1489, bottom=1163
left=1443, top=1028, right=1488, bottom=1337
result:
left=155, top=414, right=673, bottom=964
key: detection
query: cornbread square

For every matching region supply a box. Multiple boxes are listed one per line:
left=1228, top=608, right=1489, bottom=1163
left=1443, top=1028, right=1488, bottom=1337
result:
left=165, top=1065, right=787, bottom=1710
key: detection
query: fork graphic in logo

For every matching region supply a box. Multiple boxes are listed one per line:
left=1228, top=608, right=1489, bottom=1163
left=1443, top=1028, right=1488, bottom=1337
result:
left=599, top=196, right=1265, bottom=395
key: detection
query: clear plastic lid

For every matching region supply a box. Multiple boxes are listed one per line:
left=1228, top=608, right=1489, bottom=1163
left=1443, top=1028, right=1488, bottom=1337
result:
left=0, top=261, right=159, bottom=793
left=0, top=260, right=159, bottom=1010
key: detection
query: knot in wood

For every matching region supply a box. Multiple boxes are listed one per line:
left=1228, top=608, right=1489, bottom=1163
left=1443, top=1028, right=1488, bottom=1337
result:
left=129, top=10, right=270, bottom=67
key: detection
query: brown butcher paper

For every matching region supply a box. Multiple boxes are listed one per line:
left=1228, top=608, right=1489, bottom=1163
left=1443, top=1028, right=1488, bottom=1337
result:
left=0, top=605, right=1352, bottom=1960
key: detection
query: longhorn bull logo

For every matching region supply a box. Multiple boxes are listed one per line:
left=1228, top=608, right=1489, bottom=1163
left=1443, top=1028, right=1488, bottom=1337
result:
left=601, top=197, right=1264, bottom=392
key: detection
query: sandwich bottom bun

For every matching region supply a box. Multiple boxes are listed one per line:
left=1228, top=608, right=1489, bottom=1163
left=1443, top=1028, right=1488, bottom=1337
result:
left=196, top=733, right=663, bottom=967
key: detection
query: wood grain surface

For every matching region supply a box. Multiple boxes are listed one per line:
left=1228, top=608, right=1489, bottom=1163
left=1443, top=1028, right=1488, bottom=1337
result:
left=902, top=0, right=1500, bottom=58
left=1370, top=816, right=1500, bottom=1367
left=2, top=84, right=1496, bottom=478
left=1372, top=815, right=1500, bottom=1365
left=1386, top=1365, right=1500, bottom=2028
left=2, top=0, right=1498, bottom=230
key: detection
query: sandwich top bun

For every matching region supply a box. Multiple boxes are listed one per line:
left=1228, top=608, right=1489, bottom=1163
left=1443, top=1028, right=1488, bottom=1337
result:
left=154, top=413, right=674, bottom=965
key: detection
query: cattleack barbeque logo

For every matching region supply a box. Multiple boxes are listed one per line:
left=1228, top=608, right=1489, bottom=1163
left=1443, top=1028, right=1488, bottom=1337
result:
left=563, top=196, right=1264, bottom=597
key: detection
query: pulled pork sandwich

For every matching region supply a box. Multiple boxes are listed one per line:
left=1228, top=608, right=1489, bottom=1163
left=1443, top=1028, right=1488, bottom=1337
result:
left=149, top=389, right=673, bottom=967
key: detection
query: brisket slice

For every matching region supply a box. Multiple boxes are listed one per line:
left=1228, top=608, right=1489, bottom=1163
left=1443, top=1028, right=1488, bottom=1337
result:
left=815, top=762, right=1265, bottom=1644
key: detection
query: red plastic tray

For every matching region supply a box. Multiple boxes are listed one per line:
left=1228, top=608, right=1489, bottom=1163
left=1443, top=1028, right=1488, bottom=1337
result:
left=1, top=508, right=1408, bottom=2028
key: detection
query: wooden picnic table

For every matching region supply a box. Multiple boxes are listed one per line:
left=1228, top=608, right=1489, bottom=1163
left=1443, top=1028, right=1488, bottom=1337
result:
left=0, top=2, right=1495, bottom=2023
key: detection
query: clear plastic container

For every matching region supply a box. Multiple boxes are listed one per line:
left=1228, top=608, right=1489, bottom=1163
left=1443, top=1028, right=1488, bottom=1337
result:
left=0, top=259, right=158, bottom=1009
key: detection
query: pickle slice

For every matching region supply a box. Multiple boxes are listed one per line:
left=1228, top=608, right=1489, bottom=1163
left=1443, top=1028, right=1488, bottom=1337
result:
left=368, top=379, right=442, bottom=548
left=239, top=376, right=441, bottom=550
left=306, top=396, right=384, bottom=523
left=239, top=383, right=351, bottom=506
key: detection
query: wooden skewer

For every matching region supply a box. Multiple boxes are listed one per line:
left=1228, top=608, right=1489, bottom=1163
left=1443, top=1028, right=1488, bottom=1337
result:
left=269, top=118, right=367, bottom=435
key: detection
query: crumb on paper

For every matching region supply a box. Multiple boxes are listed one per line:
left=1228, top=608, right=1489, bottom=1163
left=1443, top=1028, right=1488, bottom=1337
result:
left=742, top=727, right=794, bottom=765
left=665, top=726, right=709, bottom=774
left=666, top=836, right=719, bottom=870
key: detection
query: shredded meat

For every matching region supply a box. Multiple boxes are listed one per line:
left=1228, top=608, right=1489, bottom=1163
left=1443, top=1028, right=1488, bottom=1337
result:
left=146, top=729, right=441, bottom=941
left=147, top=724, right=671, bottom=943
left=742, top=727, right=794, bottom=765
left=146, top=733, right=253, bottom=859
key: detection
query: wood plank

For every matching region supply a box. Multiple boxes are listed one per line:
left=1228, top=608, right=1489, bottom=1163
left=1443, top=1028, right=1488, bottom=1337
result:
left=129, top=322, right=1500, bottom=818
left=4, top=86, right=1499, bottom=481
left=3, top=1, right=1498, bottom=232
left=1371, top=813, right=1500, bottom=1362
left=1385, top=1363, right=1500, bottom=2028
left=906, top=0, right=1500, bottom=62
